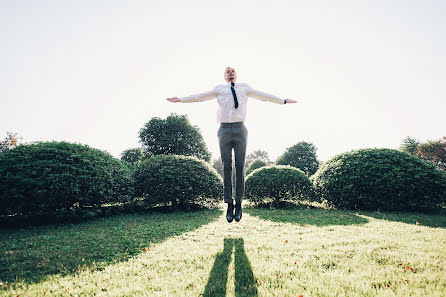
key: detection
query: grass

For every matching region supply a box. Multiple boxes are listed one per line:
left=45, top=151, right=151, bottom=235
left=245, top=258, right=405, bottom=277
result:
left=1, top=203, right=445, bottom=296
left=0, top=209, right=221, bottom=285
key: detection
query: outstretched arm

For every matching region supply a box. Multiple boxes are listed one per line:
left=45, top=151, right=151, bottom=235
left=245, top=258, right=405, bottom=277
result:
left=245, top=84, right=297, bottom=104
left=166, top=87, right=217, bottom=103
left=167, top=97, right=181, bottom=102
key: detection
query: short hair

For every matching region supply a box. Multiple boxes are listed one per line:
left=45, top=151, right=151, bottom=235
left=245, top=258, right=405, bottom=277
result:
left=224, top=67, right=235, bottom=75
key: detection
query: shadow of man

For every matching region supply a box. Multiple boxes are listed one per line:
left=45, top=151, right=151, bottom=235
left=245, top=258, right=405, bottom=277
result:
left=203, top=237, right=258, bottom=297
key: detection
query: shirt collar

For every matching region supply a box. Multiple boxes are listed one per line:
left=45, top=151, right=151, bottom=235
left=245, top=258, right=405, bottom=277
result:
left=227, top=81, right=236, bottom=86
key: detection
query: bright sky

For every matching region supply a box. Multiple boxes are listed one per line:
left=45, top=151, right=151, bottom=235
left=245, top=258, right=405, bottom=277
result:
left=1, top=0, right=445, bottom=162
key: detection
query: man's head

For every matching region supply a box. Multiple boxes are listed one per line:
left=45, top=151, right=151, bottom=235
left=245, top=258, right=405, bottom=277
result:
left=224, top=67, right=237, bottom=83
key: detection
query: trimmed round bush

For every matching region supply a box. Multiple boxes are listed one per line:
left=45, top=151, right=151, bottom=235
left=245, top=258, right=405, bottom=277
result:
left=245, top=165, right=314, bottom=204
left=0, top=141, right=134, bottom=218
left=245, top=159, right=267, bottom=176
left=312, top=148, right=446, bottom=211
left=134, top=155, right=223, bottom=208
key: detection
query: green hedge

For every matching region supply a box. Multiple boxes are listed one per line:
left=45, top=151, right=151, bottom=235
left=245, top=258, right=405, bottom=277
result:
left=134, top=155, right=223, bottom=208
left=312, top=148, right=446, bottom=211
left=0, top=142, right=134, bottom=218
left=245, top=165, right=314, bottom=205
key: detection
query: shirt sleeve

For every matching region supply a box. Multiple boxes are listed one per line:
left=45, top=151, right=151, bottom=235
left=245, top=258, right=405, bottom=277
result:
left=179, top=86, right=217, bottom=103
left=245, top=84, right=285, bottom=104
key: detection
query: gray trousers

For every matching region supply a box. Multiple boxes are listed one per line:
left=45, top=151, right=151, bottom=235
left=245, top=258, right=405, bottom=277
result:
left=218, top=122, right=248, bottom=204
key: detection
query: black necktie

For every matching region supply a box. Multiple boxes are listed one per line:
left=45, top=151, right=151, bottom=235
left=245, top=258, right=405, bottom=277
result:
left=230, top=82, right=239, bottom=109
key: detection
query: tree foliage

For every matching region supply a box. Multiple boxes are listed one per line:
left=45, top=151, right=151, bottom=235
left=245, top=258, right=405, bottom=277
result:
left=276, top=141, right=319, bottom=176
left=139, top=113, right=211, bottom=162
left=0, top=132, right=22, bottom=153
left=399, top=136, right=420, bottom=156
left=121, top=148, right=145, bottom=166
left=417, top=137, right=446, bottom=171
left=399, top=136, right=446, bottom=171
left=245, top=149, right=270, bottom=168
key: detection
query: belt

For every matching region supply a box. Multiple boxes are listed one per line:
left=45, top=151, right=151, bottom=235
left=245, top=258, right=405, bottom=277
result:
left=220, top=122, right=245, bottom=128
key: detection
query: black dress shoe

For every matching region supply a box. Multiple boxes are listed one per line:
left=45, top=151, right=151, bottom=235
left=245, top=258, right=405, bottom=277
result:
left=234, top=202, right=242, bottom=222
left=226, top=202, right=234, bottom=223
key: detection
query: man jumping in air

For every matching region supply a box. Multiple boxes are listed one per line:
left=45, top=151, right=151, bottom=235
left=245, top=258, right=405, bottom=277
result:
left=167, top=67, right=297, bottom=223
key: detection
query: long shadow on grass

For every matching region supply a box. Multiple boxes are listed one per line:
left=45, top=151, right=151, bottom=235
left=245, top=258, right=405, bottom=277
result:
left=358, top=209, right=446, bottom=228
left=245, top=202, right=368, bottom=227
left=0, top=208, right=221, bottom=285
left=203, top=237, right=258, bottom=297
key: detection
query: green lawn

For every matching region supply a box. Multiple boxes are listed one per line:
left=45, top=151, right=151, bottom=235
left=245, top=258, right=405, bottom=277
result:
left=1, top=204, right=445, bottom=296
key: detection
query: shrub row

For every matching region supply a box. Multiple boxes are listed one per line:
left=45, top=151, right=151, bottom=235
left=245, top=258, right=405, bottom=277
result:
left=0, top=142, right=222, bottom=221
left=245, top=148, right=446, bottom=211
left=1, top=143, right=445, bottom=220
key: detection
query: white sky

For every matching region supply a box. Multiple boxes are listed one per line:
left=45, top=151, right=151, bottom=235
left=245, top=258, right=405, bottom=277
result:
left=1, top=0, right=445, bottom=162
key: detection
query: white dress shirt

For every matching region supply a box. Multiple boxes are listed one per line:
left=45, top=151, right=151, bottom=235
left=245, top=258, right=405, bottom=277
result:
left=179, top=82, right=285, bottom=123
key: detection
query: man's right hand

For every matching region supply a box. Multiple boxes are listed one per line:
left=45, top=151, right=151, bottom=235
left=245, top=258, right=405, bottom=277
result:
left=166, top=97, right=180, bottom=103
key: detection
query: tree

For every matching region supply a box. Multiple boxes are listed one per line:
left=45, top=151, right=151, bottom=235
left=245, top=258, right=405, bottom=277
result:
left=121, top=148, right=145, bottom=166
left=399, top=136, right=419, bottom=156
left=276, top=141, right=319, bottom=176
left=417, top=137, right=446, bottom=171
left=0, top=132, right=21, bottom=153
left=245, top=149, right=270, bottom=169
left=139, top=113, right=211, bottom=162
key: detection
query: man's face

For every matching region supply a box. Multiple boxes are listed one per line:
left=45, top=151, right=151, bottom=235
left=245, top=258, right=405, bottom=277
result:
left=224, top=68, right=237, bottom=82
